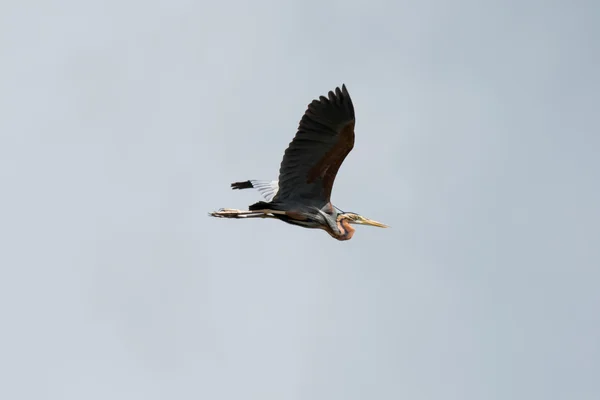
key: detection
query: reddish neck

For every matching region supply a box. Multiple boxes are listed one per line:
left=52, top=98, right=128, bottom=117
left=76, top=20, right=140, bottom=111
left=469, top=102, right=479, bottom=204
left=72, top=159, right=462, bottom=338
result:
left=335, top=217, right=355, bottom=241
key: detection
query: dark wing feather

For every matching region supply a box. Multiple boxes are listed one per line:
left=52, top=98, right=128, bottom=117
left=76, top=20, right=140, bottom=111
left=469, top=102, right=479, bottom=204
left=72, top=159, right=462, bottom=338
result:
left=273, top=84, right=355, bottom=205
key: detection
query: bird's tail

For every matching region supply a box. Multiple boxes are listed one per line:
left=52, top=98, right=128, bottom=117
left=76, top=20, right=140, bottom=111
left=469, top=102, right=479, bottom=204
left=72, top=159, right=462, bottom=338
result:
left=248, top=201, right=272, bottom=211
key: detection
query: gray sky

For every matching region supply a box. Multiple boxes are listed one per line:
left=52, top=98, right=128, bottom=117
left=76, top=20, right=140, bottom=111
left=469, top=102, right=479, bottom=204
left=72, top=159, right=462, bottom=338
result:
left=1, top=0, right=599, bottom=399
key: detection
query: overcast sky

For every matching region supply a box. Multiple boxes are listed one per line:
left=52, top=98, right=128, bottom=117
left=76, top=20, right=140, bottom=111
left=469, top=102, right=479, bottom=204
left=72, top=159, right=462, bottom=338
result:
left=1, top=0, right=599, bottom=399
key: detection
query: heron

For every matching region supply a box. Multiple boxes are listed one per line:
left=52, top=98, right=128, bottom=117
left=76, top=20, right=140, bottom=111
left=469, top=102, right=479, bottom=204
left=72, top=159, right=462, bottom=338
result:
left=209, top=84, right=388, bottom=241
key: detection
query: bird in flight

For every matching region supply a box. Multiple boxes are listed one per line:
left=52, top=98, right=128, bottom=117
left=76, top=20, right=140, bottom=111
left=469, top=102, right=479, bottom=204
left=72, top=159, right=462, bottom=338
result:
left=209, top=84, right=388, bottom=241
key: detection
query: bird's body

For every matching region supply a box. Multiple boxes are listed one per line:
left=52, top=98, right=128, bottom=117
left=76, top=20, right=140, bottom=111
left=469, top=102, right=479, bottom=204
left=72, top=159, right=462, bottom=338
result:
left=210, top=84, right=388, bottom=240
left=229, top=191, right=358, bottom=240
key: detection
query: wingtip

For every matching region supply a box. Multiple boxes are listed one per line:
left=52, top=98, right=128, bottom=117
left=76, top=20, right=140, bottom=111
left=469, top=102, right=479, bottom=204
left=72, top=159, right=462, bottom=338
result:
left=231, top=180, right=253, bottom=190
left=340, top=84, right=351, bottom=99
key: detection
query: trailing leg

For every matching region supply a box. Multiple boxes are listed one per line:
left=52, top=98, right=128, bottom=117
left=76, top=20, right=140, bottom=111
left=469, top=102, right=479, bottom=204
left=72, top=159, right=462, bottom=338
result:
left=209, top=208, right=286, bottom=219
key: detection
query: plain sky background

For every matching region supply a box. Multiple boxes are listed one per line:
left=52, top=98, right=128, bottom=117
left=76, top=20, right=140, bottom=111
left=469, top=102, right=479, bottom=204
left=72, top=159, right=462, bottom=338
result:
left=1, top=0, right=599, bottom=399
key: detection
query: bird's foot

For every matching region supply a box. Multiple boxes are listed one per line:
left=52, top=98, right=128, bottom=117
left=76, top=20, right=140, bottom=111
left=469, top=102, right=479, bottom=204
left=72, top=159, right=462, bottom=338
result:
left=210, top=208, right=243, bottom=218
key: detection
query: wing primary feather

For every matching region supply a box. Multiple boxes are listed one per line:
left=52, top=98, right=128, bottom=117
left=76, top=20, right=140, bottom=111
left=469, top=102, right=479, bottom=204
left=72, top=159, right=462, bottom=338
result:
left=274, top=84, right=356, bottom=204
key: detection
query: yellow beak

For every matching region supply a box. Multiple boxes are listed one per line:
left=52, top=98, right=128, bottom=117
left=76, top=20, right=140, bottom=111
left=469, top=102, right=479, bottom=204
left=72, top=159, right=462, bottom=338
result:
left=360, top=218, right=389, bottom=228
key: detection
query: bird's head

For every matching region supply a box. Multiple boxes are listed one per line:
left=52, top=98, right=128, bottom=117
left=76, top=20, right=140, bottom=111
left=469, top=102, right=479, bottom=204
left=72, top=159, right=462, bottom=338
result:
left=340, top=212, right=389, bottom=228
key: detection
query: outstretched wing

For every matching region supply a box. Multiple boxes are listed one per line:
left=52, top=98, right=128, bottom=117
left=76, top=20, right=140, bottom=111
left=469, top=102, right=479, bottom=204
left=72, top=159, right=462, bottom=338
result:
left=231, top=180, right=279, bottom=202
left=273, top=84, right=355, bottom=205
